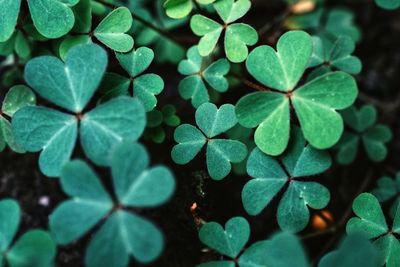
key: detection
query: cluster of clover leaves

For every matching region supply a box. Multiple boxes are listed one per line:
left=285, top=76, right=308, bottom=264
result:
left=0, top=0, right=398, bottom=266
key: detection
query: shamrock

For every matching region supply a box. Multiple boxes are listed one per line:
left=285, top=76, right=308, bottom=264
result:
left=171, top=102, right=247, bottom=180
left=198, top=217, right=309, bottom=267
left=0, top=0, right=78, bottom=42
left=49, top=142, right=175, bottom=267
left=164, top=0, right=217, bottom=19
left=375, top=0, right=400, bottom=9
left=347, top=193, right=400, bottom=267
left=0, top=85, right=36, bottom=153
left=190, top=0, right=258, bottom=62
left=372, top=172, right=400, bottom=218
left=99, top=47, right=164, bottom=111
left=335, top=105, right=392, bottom=164
left=242, top=127, right=331, bottom=232
left=309, top=34, right=362, bottom=75
left=12, top=44, right=146, bottom=177
left=145, top=104, right=181, bottom=143
left=0, top=199, right=56, bottom=267
left=178, top=46, right=230, bottom=108
left=236, top=30, right=358, bottom=156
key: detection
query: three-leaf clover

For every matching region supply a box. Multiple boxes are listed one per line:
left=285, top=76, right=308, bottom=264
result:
left=242, top=127, right=331, bottom=232
left=347, top=193, right=400, bottom=267
left=49, top=142, right=175, bottom=267
left=236, top=30, right=358, bottom=156
left=372, top=172, right=400, bottom=218
left=335, top=105, right=392, bottom=164
left=309, top=34, right=362, bottom=75
left=12, top=44, right=146, bottom=177
left=190, top=0, right=258, bottom=62
left=178, top=46, right=230, bottom=108
left=164, top=0, right=217, bottom=19
left=0, top=85, right=36, bottom=153
left=0, top=199, right=56, bottom=267
left=145, top=104, right=181, bottom=143
left=0, top=0, right=78, bottom=42
left=99, top=47, right=164, bottom=111
left=171, top=102, right=247, bottom=180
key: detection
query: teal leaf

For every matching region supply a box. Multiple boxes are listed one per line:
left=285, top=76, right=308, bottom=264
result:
left=49, top=160, right=113, bottom=244
left=80, top=96, right=146, bottom=166
left=110, top=142, right=175, bottom=207
left=59, top=35, right=91, bottom=61
left=196, top=103, right=237, bottom=138
left=224, top=23, right=258, bottom=63
left=190, top=15, right=223, bottom=56
left=24, top=44, right=107, bottom=113
left=375, top=0, right=400, bottom=10
left=214, top=0, right=251, bottom=24
left=0, top=0, right=21, bottom=42
left=0, top=199, right=20, bottom=251
left=171, top=124, right=206, bottom=164
left=179, top=75, right=209, bottom=108
left=199, top=217, right=250, bottom=258
left=116, top=47, right=154, bottom=77
left=2, top=85, right=36, bottom=117
left=12, top=106, right=78, bottom=177
left=94, top=7, right=134, bottom=52
left=203, top=59, right=230, bottom=92
left=363, top=125, right=392, bottom=162
left=27, top=0, right=76, bottom=39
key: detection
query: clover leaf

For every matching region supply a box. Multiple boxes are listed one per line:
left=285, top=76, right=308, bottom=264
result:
left=0, top=199, right=56, bottom=267
left=94, top=7, right=134, bottom=52
left=164, top=0, right=217, bottom=19
left=375, top=0, right=400, bottom=9
left=172, top=102, right=247, bottom=180
left=49, top=142, right=175, bottom=267
left=145, top=104, right=181, bottom=143
left=242, top=127, right=331, bottom=232
left=319, top=234, right=379, bottom=267
left=310, top=35, right=362, bottom=75
left=236, top=30, right=358, bottom=156
left=178, top=46, right=230, bottom=107
left=347, top=193, right=400, bottom=267
left=12, top=44, right=146, bottom=177
left=190, top=0, right=258, bottom=62
left=0, top=0, right=21, bottom=42
left=335, top=105, right=392, bottom=164
left=372, top=172, right=400, bottom=218
left=0, top=85, right=36, bottom=153
left=99, top=47, right=164, bottom=111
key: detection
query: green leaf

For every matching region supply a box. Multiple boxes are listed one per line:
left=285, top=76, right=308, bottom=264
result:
left=374, top=234, right=400, bottom=267
left=214, top=0, right=251, bottom=24
left=319, top=234, right=378, bottom=267
left=190, top=15, right=223, bottom=56
left=0, top=199, right=20, bottom=251
left=171, top=124, right=206, bottom=164
left=27, top=0, right=76, bottom=39
left=292, top=72, right=358, bottom=149
left=179, top=75, right=209, bottom=108
left=72, top=0, right=92, bottom=33
left=7, top=230, right=56, bottom=267
left=80, top=96, right=146, bottom=166
left=225, top=23, right=258, bottom=63
left=2, top=85, right=36, bottom=117
left=12, top=106, right=78, bottom=177
left=246, top=30, right=312, bottom=92
left=49, top=160, right=113, bottom=244
left=116, top=47, right=154, bottom=77
left=24, top=43, right=107, bottom=113
left=110, top=142, right=175, bottom=207
left=59, top=35, right=91, bottom=61
left=363, top=125, right=392, bottom=162
left=196, top=103, right=237, bottom=138
left=94, top=7, right=134, bottom=52
left=85, top=210, right=164, bottom=266
left=203, top=59, right=230, bottom=92
left=335, top=132, right=359, bottom=164
left=235, top=92, right=290, bottom=156
left=342, top=105, right=377, bottom=132
left=346, top=193, right=388, bottom=238
left=375, top=0, right=400, bottom=9
left=164, top=0, right=193, bottom=19
left=199, top=217, right=250, bottom=258
left=0, top=0, right=21, bottom=42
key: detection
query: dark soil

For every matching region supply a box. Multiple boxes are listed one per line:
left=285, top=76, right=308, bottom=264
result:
left=1, top=0, right=400, bottom=266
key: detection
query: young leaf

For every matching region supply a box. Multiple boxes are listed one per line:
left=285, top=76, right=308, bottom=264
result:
left=172, top=103, right=247, bottom=180
left=242, top=127, right=331, bottom=232
left=94, top=7, right=134, bottom=52
left=237, top=31, right=358, bottom=155
left=190, top=0, right=258, bottom=62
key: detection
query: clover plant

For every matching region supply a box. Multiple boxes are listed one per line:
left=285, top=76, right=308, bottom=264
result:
left=0, top=199, right=56, bottom=267
left=347, top=193, right=400, bottom=267
left=335, top=105, right=392, bottom=164
left=190, top=0, right=258, bottom=62
left=11, top=43, right=146, bottom=177
left=178, top=46, right=230, bottom=107
left=172, top=102, right=247, bottom=180
left=49, top=142, right=175, bottom=267
left=372, top=172, right=400, bottom=218
left=242, top=127, right=331, bottom=232
left=236, top=30, right=358, bottom=156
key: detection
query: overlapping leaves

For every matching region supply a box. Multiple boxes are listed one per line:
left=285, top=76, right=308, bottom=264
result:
left=49, top=142, right=175, bottom=267
left=242, top=127, right=331, bottom=232
left=236, top=30, right=358, bottom=156
left=172, top=102, right=247, bottom=180
left=164, top=0, right=217, bottom=19
left=12, top=44, right=146, bottom=177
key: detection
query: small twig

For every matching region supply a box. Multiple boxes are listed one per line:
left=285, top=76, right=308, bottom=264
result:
left=230, top=72, right=271, bottom=92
